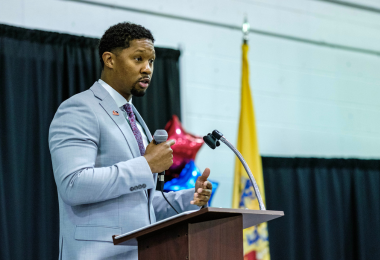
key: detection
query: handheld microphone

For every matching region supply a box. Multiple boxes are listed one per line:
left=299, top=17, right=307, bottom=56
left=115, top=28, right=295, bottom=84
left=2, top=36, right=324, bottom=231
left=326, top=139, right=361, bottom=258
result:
left=153, top=130, right=168, bottom=192
left=153, top=130, right=179, bottom=214
left=153, top=129, right=168, bottom=144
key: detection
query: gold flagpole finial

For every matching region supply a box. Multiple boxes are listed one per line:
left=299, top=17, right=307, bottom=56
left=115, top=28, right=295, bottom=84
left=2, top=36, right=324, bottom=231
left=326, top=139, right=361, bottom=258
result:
left=242, top=16, right=250, bottom=44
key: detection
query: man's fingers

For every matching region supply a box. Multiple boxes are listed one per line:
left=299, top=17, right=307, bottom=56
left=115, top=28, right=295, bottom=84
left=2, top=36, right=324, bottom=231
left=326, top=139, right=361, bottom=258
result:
left=166, top=139, right=176, bottom=146
left=192, top=176, right=212, bottom=206
left=202, top=168, right=210, bottom=178
left=194, top=193, right=211, bottom=199
left=194, top=192, right=210, bottom=201
left=191, top=200, right=206, bottom=206
left=202, top=181, right=213, bottom=190
left=198, top=168, right=210, bottom=182
left=196, top=188, right=212, bottom=196
left=191, top=198, right=208, bottom=206
left=197, top=196, right=209, bottom=202
left=191, top=198, right=208, bottom=205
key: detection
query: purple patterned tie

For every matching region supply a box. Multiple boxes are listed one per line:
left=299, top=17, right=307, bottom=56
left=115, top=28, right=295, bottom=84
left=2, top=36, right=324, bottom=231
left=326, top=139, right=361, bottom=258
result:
left=124, top=103, right=146, bottom=156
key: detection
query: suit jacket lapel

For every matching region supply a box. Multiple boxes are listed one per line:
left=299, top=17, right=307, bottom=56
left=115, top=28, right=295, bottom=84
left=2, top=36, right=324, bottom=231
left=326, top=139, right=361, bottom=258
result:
left=91, top=82, right=156, bottom=211
left=90, top=82, right=141, bottom=158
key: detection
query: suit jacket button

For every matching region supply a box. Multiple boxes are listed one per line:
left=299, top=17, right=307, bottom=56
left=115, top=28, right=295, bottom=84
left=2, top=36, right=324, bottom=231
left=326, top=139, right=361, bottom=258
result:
left=130, top=187, right=134, bottom=191
left=142, top=184, right=146, bottom=188
left=138, top=184, right=142, bottom=189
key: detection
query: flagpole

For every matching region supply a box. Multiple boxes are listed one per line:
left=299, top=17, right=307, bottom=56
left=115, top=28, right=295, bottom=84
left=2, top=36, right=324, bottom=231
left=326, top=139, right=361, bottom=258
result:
left=240, top=17, right=267, bottom=210
left=242, top=16, right=250, bottom=44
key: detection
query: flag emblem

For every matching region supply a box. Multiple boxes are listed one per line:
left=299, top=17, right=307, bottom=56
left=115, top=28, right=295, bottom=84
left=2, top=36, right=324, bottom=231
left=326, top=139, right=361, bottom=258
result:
left=113, top=110, right=119, bottom=116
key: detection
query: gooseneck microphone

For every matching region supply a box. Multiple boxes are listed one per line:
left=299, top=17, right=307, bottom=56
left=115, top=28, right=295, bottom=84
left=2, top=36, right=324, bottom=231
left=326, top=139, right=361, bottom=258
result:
left=153, top=130, right=179, bottom=214
left=203, top=130, right=266, bottom=210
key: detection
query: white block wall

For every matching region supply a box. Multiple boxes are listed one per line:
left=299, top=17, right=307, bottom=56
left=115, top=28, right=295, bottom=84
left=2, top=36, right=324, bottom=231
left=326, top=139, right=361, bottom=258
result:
left=2, top=0, right=380, bottom=207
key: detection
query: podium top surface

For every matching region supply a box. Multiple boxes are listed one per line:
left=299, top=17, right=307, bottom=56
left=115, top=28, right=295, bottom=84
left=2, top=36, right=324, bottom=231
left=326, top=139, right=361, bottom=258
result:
left=113, top=207, right=284, bottom=245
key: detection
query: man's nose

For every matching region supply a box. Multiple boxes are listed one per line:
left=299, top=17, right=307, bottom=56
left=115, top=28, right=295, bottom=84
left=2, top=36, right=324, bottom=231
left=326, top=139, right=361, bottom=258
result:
left=141, top=62, right=152, bottom=75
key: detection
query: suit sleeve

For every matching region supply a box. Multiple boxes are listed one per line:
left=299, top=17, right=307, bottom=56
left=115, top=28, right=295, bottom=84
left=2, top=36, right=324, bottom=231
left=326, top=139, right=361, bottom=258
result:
left=49, top=96, right=154, bottom=206
left=152, top=189, right=200, bottom=221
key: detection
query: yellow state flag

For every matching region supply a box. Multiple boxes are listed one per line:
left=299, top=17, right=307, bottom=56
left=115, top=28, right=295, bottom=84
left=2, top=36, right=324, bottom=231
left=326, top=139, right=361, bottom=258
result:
left=232, top=43, right=270, bottom=260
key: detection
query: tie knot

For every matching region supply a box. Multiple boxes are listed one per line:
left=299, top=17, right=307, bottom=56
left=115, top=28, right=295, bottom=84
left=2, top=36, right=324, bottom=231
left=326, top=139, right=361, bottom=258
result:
left=124, top=103, right=132, bottom=111
left=124, top=103, right=135, bottom=119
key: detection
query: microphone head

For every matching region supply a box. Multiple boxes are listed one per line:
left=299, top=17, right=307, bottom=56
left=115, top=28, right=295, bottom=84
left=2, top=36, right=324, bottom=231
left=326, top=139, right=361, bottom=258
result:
left=153, top=129, right=168, bottom=144
left=203, top=134, right=217, bottom=149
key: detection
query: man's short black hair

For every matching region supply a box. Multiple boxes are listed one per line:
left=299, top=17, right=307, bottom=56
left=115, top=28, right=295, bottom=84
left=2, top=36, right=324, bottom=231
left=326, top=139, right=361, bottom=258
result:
left=98, top=22, right=155, bottom=67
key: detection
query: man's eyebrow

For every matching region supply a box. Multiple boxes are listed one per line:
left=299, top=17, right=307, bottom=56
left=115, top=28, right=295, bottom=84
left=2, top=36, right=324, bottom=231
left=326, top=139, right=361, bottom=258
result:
left=133, top=49, right=155, bottom=55
left=133, top=49, right=155, bottom=59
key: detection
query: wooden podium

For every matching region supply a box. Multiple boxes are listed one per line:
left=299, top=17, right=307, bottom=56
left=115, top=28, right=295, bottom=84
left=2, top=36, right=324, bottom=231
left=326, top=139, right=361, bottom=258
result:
left=113, top=207, right=284, bottom=260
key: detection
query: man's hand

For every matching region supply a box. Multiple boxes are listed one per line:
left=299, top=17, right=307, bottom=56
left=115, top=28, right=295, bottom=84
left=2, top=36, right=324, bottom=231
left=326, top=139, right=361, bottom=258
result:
left=191, top=168, right=212, bottom=206
left=144, top=139, right=175, bottom=173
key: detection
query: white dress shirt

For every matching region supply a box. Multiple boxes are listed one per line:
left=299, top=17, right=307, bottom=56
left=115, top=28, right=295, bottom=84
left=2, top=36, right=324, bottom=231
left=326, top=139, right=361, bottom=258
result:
left=98, top=79, right=149, bottom=148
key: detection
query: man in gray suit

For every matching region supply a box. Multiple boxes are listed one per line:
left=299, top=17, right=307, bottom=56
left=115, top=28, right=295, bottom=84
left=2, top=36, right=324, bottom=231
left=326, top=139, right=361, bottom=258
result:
left=49, top=22, right=213, bottom=259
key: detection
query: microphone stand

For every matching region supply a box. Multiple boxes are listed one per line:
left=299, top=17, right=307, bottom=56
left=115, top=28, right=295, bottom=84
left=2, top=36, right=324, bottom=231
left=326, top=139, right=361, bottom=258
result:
left=203, top=130, right=266, bottom=210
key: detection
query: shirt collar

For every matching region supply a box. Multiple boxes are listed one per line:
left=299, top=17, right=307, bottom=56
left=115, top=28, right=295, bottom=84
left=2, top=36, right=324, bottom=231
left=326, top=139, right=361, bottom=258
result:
left=98, top=79, right=132, bottom=108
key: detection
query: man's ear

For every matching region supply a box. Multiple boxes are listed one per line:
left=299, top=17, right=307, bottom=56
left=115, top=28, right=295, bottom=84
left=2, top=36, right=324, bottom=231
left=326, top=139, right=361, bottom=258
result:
left=102, top=52, right=114, bottom=69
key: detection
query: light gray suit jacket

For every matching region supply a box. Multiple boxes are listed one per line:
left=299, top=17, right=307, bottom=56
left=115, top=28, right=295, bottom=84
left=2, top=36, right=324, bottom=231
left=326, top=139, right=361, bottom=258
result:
left=49, top=82, right=198, bottom=259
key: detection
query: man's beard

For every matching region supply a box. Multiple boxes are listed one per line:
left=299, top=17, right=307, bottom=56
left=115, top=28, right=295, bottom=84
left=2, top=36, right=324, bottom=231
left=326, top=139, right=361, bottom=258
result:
left=131, top=84, right=147, bottom=97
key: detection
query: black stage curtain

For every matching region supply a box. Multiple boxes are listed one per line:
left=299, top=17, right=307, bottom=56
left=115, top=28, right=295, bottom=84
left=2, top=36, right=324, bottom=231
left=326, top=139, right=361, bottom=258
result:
left=0, top=24, right=181, bottom=260
left=263, top=157, right=380, bottom=260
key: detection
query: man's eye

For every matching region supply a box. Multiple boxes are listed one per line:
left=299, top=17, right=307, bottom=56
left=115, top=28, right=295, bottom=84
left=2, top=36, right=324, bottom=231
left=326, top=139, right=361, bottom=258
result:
left=135, top=57, right=142, bottom=61
left=149, top=59, right=155, bottom=64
